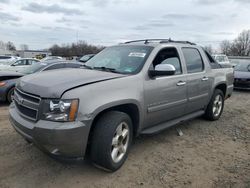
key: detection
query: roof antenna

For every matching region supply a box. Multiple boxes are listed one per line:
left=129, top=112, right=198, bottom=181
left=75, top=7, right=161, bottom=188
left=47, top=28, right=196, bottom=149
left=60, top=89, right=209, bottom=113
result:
left=144, top=39, right=148, bottom=44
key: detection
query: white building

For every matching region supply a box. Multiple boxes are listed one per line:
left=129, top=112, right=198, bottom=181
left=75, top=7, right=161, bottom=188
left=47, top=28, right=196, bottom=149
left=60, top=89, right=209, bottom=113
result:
left=16, top=50, right=52, bottom=59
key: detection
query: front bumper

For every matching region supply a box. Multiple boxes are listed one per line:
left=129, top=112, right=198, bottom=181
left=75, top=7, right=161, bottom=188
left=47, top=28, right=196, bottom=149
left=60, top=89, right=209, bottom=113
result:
left=0, top=88, right=7, bottom=101
left=234, top=79, right=250, bottom=90
left=9, top=103, right=91, bottom=158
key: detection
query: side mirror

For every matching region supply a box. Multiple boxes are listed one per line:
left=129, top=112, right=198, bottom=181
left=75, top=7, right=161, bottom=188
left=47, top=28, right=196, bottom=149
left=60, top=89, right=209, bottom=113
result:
left=149, top=64, right=176, bottom=77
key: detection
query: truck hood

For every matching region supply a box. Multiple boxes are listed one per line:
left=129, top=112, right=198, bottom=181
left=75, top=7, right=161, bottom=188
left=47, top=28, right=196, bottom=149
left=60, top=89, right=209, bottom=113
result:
left=234, top=71, right=250, bottom=79
left=16, top=68, right=125, bottom=98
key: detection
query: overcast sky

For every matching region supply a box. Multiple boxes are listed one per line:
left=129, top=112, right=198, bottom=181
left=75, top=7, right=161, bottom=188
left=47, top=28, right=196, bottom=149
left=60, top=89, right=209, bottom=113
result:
left=0, top=0, right=250, bottom=49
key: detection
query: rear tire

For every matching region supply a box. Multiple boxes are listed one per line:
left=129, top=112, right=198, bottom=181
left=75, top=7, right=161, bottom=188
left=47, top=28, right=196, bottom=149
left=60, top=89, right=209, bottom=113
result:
left=204, top=89, right=224, bottom=121
left=7, top=87, right=15, bottom=103
left=90, top=111, right=133, bottom=172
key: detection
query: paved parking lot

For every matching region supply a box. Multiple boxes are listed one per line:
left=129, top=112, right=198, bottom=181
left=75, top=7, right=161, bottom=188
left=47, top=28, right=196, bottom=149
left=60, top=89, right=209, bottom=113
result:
left=0, top=91, right=249, bottom=188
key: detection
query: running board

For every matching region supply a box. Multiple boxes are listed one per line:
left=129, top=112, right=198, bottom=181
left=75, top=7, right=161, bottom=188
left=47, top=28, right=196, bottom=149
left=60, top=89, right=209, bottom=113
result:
left=141, top=110, right=205, bottom=135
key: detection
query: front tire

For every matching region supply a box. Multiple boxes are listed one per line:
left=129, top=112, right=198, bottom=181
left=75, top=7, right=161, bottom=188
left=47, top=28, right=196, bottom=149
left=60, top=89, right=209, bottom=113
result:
left=204, top=89, right=224, bottom=121
left=90, top=111, right=133, bottom=172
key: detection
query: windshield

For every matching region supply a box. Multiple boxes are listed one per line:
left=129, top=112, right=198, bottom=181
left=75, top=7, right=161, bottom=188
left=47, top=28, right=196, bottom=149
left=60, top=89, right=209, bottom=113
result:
left=80, top=54, right=94, bottom=62
left=215, top=55, right=228, bottom=63
left=234, top=59, right=250, bottom=72
left=17, top=63, right=48, bottom=74
left=85, top=45, right=153, bottom=74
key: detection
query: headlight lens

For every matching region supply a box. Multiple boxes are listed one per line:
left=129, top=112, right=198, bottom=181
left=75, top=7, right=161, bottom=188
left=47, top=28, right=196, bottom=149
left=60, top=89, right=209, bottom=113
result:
left=42, top=99, right=79, bottom=122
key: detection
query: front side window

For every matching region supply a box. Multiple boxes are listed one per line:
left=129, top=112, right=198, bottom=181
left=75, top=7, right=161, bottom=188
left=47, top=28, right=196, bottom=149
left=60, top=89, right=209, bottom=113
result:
left=13, top=60, right=26, bottom=66
left=182, top=48, right=204, bottom=73
left=152, top=48, right=182, bottom=75
left=85, top=45, right=153, bottom=74
left=18, top=63, right=48, bottom=74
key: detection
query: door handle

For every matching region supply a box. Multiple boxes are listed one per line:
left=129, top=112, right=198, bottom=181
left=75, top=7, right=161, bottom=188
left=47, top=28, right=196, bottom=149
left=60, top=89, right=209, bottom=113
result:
left=177, top=81, right=186, bottom=86
left=201, top=77, right=209, bottom=81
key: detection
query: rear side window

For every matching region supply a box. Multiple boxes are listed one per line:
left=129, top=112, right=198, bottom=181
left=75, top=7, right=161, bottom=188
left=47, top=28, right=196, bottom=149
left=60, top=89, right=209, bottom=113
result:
left=182, top=48, right=204, bottom=73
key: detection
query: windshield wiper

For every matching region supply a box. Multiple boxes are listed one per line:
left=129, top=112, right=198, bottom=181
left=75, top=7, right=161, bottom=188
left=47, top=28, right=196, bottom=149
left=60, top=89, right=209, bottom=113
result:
left=93, top=66, right=121, bottom=74
left=81, top=64, right=93, bottom=70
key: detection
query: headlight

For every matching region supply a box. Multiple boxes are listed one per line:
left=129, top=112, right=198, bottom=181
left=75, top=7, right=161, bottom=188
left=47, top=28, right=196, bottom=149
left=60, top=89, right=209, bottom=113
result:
left=42, top=99, right=79, bottom=122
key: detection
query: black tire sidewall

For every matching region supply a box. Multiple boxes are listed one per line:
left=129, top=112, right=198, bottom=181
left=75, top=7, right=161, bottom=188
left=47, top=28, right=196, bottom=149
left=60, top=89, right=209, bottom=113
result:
left=7, top=87, right=15, bottom=103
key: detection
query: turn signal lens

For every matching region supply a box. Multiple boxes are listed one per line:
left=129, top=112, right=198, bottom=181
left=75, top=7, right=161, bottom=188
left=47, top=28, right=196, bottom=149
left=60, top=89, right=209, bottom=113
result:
left=0, top=81, right=6, bottom=87
left=69, top=99, right=79, bottom=122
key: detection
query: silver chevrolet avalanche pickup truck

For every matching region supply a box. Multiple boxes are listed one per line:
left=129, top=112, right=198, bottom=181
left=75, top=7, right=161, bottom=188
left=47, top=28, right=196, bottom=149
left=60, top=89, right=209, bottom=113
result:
left=9, top=39, right=234, bottom=171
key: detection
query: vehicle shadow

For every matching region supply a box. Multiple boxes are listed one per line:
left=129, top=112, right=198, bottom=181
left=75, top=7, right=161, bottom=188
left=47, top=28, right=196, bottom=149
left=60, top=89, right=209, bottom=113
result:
left=233, top=88, right=250, bottom=93
left=0, top=101, right=9, bottom=107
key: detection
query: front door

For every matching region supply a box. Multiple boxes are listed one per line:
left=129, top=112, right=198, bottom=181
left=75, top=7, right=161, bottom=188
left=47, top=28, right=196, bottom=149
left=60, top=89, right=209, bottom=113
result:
left=143, top=47, right=187, bottom=129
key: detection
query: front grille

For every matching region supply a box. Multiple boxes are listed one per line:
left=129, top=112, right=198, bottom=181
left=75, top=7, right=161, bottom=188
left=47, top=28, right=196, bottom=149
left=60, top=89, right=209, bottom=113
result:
left=234, top=81, right=250, bottom=88
left=234, top=78, right=250, bottom=82
left=13, top=88, right=41, bottom=121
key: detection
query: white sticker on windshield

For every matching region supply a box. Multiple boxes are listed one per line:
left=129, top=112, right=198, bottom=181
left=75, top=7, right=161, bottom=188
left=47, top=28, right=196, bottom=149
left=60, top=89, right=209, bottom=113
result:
left=128, top=52, right=146, bottom=58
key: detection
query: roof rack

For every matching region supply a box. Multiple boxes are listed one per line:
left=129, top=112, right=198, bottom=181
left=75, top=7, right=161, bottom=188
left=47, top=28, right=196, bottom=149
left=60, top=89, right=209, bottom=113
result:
left=124, top=39, right=169, bottom=44
left=124, top=38, right=196, bottom=45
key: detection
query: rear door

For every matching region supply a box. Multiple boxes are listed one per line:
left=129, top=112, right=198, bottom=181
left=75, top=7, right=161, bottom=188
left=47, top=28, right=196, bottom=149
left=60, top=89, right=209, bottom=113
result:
left=181, top=47, right=210, bottom=114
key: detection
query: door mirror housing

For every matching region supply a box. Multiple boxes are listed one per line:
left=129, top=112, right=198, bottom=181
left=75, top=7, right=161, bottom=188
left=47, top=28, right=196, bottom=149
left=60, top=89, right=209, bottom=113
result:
left=149, top=64, right=176, bottom=77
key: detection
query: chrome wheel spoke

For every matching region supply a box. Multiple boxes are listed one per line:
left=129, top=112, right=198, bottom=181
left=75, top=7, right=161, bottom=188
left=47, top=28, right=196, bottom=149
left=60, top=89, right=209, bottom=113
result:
left=116, top=124, right=123, bottom=136
left=121, top=129, right=128, bottom=138
left=213, top=106, right=217, bottom=113
left=111, top=147, right=119, bottom=160
left=111, top=121, right=130, bottom=163
left=112, top=136, right=119, bottom=146
left=119, top=145, right=126, bottom=154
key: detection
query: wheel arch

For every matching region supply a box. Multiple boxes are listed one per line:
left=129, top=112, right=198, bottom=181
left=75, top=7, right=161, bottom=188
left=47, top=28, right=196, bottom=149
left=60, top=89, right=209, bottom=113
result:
left=214, top=82, right=227, bottom=98
left=86, top=102, right=141, bottom=154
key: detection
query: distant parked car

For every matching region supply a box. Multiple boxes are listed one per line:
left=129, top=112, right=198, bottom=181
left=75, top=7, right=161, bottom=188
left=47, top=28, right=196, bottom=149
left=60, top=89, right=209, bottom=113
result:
left=0, top=55, right=19, bottom=63
left=212, top=54, right=232, bottom=67
left=233, top=59, right=250, bottom=90
left=41, top=56, right=63, bottom=61
left=0, top=58, right=40, bottom=72
left=0, top=60, right=82, bottom=103
left=79, top=54, right=95, bottom=63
